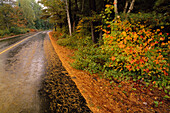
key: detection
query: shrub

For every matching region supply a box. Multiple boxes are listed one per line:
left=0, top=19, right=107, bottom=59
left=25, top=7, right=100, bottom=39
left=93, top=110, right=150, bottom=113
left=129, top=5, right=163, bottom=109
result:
left=71, top=45, right=108, bottom=74
left=72, top=5, right=169, bottom=90
left=0, top=29, right=10, bottom=36
left=57, top=35, right=78, bottom=49
left=101, top=18, right=169, bottom=88
left=57, top=33, right=93, bottom=49
left=120, top=12, right=170, bottom=28
left=9, top=27, right=21, bottom=35
left=76, top=17, right=91, bottom=38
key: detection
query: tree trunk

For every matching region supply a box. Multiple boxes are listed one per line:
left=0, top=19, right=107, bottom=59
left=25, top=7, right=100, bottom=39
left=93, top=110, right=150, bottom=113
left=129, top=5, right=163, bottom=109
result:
left=69, top=0, right=73, bottom=31
left=73, top=0, right=78, bottom=33
left=89, top=0, right=98, bottom=43
left=65, top=0, right=72, bottom=36
left=114, top=0, right=118, bottom=15
left=89, top=0, right=96, bottom=12
left=127, top=0, right=135, bottom=13
left=81, top=0, right=84, bottom=12
left=54, top=25, right=57, bottom=31
left=75, top=0, right=78, bottom=11
left=123, top=0, right=129, bottom=14
left=91, top=22, right=95, bottom=43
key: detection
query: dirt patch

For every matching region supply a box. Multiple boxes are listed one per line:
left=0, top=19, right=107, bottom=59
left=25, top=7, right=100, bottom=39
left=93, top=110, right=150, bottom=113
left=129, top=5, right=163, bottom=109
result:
left=48, top=32, right=170, bottom=113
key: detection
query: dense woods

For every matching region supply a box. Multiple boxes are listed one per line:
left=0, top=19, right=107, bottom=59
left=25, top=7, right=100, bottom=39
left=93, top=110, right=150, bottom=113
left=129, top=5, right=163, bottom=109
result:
left=0, top=0, right=52, bottom=37
left=40, top=0, right=170, bottom=105
left=39, top=0, right=169, bottom=42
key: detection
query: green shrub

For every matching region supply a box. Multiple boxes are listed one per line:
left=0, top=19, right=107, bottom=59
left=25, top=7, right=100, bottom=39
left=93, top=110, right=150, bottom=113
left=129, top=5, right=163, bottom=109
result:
left=9, top=27, right=27, bottom=35
left=57, top=35, right=93, bottom=49
left=120, top=12, right=170, bottom=31
left=71, top=45, right=108, bottom=74
left=0, top=29, right=10, bottom=36
left=9, top=27, right=20, bottom=34
left=57, top=35, right=78, bottom=49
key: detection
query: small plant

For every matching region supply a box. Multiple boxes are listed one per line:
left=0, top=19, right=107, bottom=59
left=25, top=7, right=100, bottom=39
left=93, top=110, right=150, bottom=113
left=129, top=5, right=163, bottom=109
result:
left=131, top=88, right=137, bottom=91
left=118, top=85, right=122, bottom=88
left=163, top=95, right=170, bottom=99
left=97, top=106, right=101, bottom=109
left=154, top=101, right=159, bottom=107
left=122, top=90, right=127, bottom=94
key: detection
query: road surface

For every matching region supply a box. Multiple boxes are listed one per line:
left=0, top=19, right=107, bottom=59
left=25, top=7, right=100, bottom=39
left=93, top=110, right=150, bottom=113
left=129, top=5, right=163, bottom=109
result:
left=0, top=32, right=50, bottom=113
left=0, top=31, right=91, bottom=113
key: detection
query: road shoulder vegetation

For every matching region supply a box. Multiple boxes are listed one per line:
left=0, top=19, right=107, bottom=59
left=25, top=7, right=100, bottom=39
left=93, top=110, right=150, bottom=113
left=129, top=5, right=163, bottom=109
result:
left=49, top=31, right=170, bottom=113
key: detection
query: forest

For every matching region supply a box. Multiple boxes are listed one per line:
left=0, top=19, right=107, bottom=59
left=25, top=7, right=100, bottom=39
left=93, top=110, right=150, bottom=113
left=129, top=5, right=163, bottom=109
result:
left=40, top=0, right=169, bottom=90
left=0, top=0, right=169, bottom=111
left=41, top=0, right=170, bottom=110
left=0, top=0, right=52, bottom=37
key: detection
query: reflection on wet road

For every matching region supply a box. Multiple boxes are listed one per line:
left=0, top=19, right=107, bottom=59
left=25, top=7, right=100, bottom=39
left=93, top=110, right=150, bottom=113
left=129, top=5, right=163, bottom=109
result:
left=0, top=31, right=48, bottom=113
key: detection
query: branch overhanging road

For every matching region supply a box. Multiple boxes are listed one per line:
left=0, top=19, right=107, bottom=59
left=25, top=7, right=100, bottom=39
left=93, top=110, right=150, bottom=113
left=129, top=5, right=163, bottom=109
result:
left=0, top=31, right=91, bottom=113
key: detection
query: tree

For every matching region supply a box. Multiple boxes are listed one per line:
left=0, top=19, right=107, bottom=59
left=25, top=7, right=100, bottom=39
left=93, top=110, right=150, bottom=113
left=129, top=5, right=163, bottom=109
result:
left=154, top=0, right=170, bottom=13
left=65, top=0, right=72, bottom=36
left=127, top=0, right=135, bottom=13
left=39, top=0, right=66, bottom=30
left=17, top=0, right=36, bottom=28
left=0, top=3, right=14, bottom=29
left=114, top=0, right=118, bottom=15
left=10, top=6, right=27, bottom=28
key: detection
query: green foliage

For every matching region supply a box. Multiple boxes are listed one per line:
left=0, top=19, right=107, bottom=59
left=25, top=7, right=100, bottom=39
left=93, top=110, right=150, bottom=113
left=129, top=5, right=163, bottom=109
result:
left=9, top=27, right=21, bottom=35
left=0, top=0, right=48, bottom=37
left=0, top=29, right=10, bottom=37
left=153, top=0, right=170, bottom=13
left=0, top=3, right=14, bottom=29
left=9, top=27, right=28, bottom=35
left=57, top=35, right=78, bottom=49
left=0, top=27, right=30, bottom=37
left=154, top=101, right=159, bottom=107
left=57, top=33, right=93, bottom=49
left=17, top=0, right=36, bottom=27
left=76, top=18, right=91, bottom=38
left=39, top=0, right=66, bottom=29
left=70, top=3, right=170, bottom=93
left=121, top=12, right=170, bottom=28
left=51, top=1, right=170, bottom=95
left=71, top=46, right=106, bottom=74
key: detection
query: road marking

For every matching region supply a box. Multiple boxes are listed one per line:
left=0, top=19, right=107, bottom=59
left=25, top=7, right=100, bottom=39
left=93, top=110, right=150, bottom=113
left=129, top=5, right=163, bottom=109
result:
left=0, top=32, right=40, bottom=55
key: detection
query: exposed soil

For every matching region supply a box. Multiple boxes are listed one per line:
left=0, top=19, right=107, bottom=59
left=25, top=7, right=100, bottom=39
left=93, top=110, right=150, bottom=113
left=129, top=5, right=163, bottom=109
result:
left=48, top=31, right=170, bottom=113
left=39, top=35, right=91, bottom=113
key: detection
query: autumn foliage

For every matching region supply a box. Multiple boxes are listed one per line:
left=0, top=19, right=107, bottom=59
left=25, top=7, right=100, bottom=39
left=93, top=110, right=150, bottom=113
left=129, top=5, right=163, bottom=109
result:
left=101, top=16, right=169, bottom=88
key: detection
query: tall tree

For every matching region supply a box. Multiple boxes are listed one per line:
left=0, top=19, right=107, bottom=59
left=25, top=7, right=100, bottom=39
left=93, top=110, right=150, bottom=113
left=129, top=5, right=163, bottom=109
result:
left=66, top=0, right=72, bottom=36
left=114, top=0, right=118, bottom=15
left=89, top=0, right=98, bottom=43
left=127, top=0, right=135, bottom=13
left=123, top=0, right=129, bottom=14
left=0, top=3, right=13, bottom=29
left=17, top=0, right=35, bottom=28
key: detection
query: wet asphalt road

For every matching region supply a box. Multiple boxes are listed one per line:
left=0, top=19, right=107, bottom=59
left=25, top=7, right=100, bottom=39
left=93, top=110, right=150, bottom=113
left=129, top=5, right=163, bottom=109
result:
left=0, top=32, right=91, bottom=113
left=0, top=31, right=49, bottom=113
